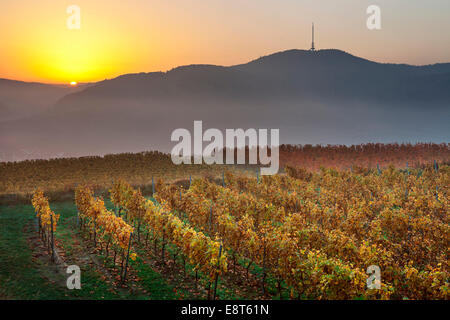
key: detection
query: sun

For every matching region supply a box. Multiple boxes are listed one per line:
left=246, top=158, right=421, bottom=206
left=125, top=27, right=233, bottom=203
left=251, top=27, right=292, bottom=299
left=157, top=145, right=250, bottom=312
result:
left=70, top=81, right=77, bottom=86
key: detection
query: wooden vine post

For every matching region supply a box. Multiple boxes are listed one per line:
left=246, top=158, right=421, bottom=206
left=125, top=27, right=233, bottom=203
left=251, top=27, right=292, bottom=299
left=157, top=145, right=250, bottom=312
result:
left=161, top=227, right=166, bottom=265
left=161, top=212, right=167, bottom=265
left=137, top=217, right=141, bottom=243
left=209, top=205, right=213, bottom=233
left=121, top=232, right=133, bottom=284
left=261, top=237, right=267, bottom=295
left=152, top=176, right=155, bottom=195
left=93, top=219, right=97, bottom=246
left=212, top=244, right=223, bottom=300
left=38, top=215, right=42, bottom=238
left=50, top=213, right=55, bottom=262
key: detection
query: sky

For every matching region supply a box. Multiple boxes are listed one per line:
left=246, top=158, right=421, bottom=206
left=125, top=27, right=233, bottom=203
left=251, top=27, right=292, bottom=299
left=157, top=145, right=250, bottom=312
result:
left=1, top=0, right=449, bottom=84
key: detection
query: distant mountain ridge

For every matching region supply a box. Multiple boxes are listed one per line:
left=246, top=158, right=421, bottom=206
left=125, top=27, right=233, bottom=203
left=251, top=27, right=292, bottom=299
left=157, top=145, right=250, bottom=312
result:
left=53, top=49, right=450, bottom=108
left=0, top=49, right=449, bottom=161
left=0, top=78, right=91, bottom=122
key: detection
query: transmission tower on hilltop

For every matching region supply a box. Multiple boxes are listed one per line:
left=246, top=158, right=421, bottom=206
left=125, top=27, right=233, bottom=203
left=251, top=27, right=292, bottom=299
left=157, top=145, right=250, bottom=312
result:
left=310, top=23, right=316, bottom=51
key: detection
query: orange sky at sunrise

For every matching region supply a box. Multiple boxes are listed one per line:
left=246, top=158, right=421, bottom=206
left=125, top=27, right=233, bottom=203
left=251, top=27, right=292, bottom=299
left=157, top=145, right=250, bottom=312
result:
left=1, top=0, right=449, bottom=84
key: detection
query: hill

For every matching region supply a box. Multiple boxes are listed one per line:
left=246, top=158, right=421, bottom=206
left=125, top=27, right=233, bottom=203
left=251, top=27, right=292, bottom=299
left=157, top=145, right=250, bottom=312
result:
left=0, top=78, right=90, bottom=123
left=0, top=49, right=449, bottom=161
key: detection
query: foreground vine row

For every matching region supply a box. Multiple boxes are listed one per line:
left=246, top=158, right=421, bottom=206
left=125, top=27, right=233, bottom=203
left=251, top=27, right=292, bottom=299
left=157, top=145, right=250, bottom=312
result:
left=109, top=181, right=227, bottom=289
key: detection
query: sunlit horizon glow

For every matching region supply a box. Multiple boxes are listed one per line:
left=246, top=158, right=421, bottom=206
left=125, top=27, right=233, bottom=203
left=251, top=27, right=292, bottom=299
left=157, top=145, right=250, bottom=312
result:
left=1, top=0, right=449, bottom=84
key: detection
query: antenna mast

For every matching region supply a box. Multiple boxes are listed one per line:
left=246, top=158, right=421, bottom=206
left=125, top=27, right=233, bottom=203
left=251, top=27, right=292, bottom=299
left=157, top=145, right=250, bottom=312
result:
left=310, top=23, right=316, bottom=51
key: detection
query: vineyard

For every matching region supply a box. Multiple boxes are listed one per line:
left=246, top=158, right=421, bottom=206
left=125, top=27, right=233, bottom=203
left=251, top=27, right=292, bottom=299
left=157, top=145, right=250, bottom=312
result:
left=1, top=143, right=448, bottom=201
left=152, top=164, right=449, bottom=299
left=0, top=151, right=253, bottom=199
left=3, top=160, right=445, bottom=300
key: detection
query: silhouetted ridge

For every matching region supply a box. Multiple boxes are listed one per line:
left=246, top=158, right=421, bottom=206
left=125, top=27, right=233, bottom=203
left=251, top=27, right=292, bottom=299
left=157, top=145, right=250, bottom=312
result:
left=168, top=64, right=226, bottom=73
left=1, top=48, right=449, bottom=161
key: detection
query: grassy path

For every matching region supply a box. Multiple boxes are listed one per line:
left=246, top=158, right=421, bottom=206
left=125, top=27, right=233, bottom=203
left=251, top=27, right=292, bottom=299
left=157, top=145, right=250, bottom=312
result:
left=0, top=201, right=180, bottom=300
left=0, top=204, right=68, bottom=299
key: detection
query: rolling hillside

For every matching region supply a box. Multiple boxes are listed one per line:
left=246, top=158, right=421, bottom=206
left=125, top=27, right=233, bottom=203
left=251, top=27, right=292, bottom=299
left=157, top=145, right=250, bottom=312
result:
left=1, top=49, right=449, bottom=161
